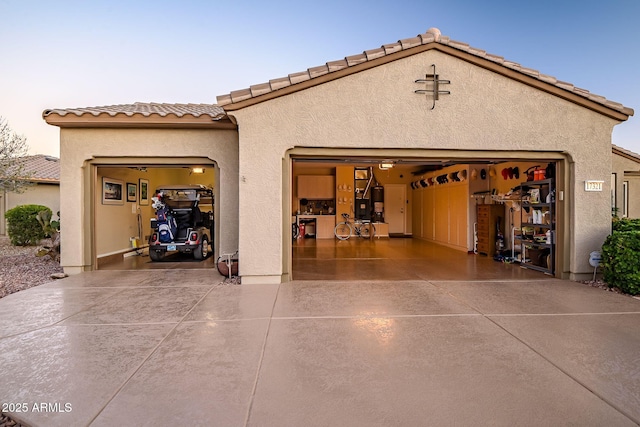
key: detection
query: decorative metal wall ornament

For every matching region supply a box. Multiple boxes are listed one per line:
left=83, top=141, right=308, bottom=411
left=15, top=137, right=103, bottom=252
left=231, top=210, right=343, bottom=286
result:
left=414, top=64, right=451, bottom=110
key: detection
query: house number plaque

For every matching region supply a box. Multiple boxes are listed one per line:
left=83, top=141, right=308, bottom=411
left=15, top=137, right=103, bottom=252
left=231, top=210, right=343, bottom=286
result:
left=584, top=180, right=604, bottom=192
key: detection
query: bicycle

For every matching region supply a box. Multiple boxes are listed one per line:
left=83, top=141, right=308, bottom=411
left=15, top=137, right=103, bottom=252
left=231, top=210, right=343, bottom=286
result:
left=334, top=213, right=376, bottom=240
left=292, top=222, right=299, bottom=240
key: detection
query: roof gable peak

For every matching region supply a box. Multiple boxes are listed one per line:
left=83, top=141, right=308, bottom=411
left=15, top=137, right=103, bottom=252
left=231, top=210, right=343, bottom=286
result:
left=217, top=27, right=633, bottom=120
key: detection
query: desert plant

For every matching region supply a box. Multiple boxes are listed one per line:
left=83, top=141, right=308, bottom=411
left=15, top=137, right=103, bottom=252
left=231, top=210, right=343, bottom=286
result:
left=601, top=231, right=640, bottom=295
left=36, top=210, right=60, bottom=262
left=5, top=204, right=51, bottom=246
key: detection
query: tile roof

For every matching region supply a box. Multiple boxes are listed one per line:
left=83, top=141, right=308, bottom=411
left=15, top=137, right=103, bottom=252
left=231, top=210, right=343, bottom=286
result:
left=43, top=103, right=226, bottom=120
left=12, top=155, right=60, bottom=183
left=612, top=144, right=640, bottom=164
left=216, top=27, right=634, bottom=117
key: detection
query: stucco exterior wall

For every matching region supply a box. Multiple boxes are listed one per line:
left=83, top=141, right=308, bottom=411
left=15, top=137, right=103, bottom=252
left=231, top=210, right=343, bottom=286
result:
left=60, top=128, right=238, bottom=273
left=612, top=152, right=640, bottom=218
left=231, top=50, right=619, bottom=282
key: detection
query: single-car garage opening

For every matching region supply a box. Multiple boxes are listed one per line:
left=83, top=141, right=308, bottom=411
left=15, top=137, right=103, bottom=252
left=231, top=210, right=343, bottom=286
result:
left=94, top=162, right=219, bottom=271
left=289, top=152, right=563, bottom=281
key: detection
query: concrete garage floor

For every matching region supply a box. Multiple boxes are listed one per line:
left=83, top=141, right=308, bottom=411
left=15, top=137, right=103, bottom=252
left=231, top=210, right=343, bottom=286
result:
left=102, top=237, right=547, bottom=282
left=99, top=249, right=216, bottom=270
left=292, top=237, right=546, bottom=281
left=1, top=271, right=640, bottom=426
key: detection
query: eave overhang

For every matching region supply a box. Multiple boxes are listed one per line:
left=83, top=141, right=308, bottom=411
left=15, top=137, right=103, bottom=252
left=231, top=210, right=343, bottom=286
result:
left=43, top=112, right=237, bottom=130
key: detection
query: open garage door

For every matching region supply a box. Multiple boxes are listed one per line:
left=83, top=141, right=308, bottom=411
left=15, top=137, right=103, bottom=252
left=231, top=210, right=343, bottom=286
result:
left=94, top=162, right=219, bottom=271
left=288, top=150, right=565, bottom=281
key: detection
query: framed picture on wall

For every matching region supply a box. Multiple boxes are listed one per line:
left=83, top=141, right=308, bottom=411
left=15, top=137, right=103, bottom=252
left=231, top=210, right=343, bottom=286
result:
left=127, top=182, right=137, bottom=202
left=102, top=177, right=124, bottom=205
left=139, top=178, right=149, bottom=205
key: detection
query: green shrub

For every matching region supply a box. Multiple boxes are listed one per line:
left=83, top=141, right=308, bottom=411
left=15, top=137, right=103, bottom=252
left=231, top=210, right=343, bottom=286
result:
left=5, top=204, right=51, bottom=246
left=612, top=217, right=640, bottom=232
left=601, top=231, right=640, bottom=295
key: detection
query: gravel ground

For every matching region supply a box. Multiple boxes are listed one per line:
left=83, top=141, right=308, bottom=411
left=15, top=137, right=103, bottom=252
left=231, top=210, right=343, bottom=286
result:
left=0, top=412, right=28, bottom=427
left=0, top=236, right=63, bottom=300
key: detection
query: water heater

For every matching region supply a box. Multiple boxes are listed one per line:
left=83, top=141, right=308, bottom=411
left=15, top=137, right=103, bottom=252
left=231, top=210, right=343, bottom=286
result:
left=371, top=186, right=384, bottom=222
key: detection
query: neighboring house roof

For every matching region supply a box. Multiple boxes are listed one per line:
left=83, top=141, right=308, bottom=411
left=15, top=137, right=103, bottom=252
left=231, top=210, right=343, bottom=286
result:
left=10, top=155, right=60, bottom=183
left=613, top=144, right=640, bottom=164
left=42, top=103, right=234, bottom=129
left=216, top=27, right=634, bottom=121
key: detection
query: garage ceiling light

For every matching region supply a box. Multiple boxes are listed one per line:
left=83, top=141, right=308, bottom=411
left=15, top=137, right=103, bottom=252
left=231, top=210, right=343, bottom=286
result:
left=379, top=161, right=394, bottom=170
left=191, top=167, right=205, bottom=174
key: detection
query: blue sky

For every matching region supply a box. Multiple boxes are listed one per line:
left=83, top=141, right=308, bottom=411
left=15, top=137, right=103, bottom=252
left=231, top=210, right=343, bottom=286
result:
left=1, top=0, right=638, bottom=157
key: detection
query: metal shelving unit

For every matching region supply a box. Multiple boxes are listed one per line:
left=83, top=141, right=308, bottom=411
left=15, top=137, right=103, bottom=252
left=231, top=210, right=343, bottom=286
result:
left=515, top=178, right=555, bottom=275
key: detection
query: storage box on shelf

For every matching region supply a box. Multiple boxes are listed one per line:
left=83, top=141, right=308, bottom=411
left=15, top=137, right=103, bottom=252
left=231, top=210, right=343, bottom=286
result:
left=515, top=178, right=555, bottom=274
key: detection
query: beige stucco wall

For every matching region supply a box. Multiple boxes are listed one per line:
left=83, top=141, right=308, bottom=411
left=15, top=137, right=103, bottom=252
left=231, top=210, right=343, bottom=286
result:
left=59, top=128, right=238, bottom=273
left=1, top=184, right=60, bottom=235
left=230, top=50, right=620, bottom=282
left=628, top=176, right=640, bottom=219
left=612, top=152, right=640, bottom=218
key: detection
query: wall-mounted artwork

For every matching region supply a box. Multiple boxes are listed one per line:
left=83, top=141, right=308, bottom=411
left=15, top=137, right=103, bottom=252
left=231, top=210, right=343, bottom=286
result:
left=139, top=178, right=149, bottom=205
left=127, top=182, right=137, bottom=202
left=102, top=177, right=124, bottom=205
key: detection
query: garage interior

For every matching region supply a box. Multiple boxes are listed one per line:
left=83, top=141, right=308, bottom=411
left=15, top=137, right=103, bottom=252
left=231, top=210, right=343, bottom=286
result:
left=291, top=155, right=561, bottom=281
left=95, top=155, right=562, bottom=281
left=96, top=163, right=218, bottom=271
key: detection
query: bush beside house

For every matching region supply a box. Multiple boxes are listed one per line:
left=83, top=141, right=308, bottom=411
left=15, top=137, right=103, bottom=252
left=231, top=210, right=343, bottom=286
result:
left=601, top=218, right=640, bottom=295
left=5, top=204, right=51, bottom=246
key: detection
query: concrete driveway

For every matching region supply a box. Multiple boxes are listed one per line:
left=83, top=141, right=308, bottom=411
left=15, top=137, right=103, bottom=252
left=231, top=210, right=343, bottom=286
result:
left=1, top=271, right=639, bottom=426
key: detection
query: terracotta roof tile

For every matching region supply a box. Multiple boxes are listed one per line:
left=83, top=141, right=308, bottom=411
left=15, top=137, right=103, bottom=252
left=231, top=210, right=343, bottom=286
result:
left=215, top=27, right=634, bottom=117
left=345, top=53, right=367, bottom=66
left=308, top=65, right=330, bottom=78
left=468, top=47, right=487, bottom=56
left=289, top=71, right=311, bottom=84
left=418, top=33, right=436, bottom=44
left=382, top=43, right=402, bottom=55
left=10, top=155, right=60, bottom=182
left=216, top=94, right=232, bottom=106
left=503, top=60, right=522, bottom=70
left=485, top=53, right=505, bottom=64
left=538, top=74, right=557, bottom=84
left=250, top=83, right=272, bottom=97
left=400, top=36, right=422, bottom=49
left=43, top=103, right=225, bottom=120
left=327, top=59, right=348, bottom=72
left=447, top=39, right=470, bottom=51
left=364, top=47, right=386, bottom=61
left=230, top=89, right=253, bottom=103
left=269, top=76, right=292, bottom=91
left=556, top=80, right=575, bottom=91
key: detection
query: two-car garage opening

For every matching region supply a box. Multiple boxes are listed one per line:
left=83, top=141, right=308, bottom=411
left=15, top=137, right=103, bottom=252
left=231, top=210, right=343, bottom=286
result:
left=290, top=151, right=564, bottom=281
